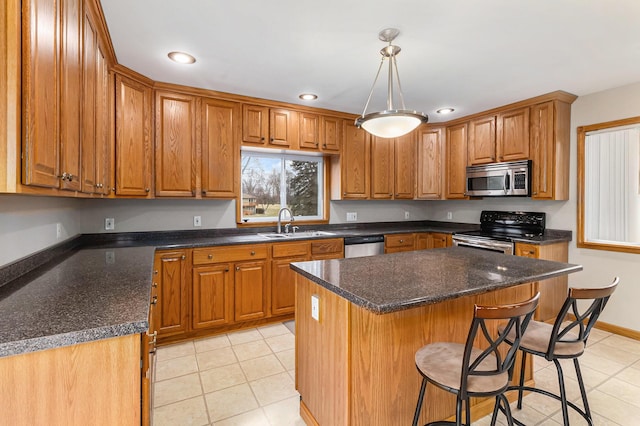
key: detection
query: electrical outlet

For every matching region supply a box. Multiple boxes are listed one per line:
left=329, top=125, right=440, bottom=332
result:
left=447, top=211, right=453, bottom=220
left=56, top=223, right=62, bottom=239
left=346, top=212, right=357, bottom=222
left=193, top=216, right=202, bottom=227
left=404, top=211, right=410, bottom=220
left=105, top=218, right=115, bottom=230
left=311, top=294, right=320, bottom=321
left=105, top=251, right=115, bottom=264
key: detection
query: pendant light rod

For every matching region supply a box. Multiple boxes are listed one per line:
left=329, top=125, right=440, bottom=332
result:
left=355, top=28, right=428, bottom=139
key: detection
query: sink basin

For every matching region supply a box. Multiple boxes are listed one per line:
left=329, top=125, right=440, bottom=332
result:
left=257, top=231, right=336, bottom=239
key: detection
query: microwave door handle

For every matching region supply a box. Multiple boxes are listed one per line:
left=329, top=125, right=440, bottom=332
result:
left=503, top=172, right=508, bottom=194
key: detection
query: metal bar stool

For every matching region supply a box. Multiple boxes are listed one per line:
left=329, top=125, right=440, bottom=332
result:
left=412, top=293, right=540, bottom=426
left=500, top=277, right=619, bottom=426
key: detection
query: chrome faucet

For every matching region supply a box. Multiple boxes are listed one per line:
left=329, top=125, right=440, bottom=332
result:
left=277, top=207, right=294, bottom=233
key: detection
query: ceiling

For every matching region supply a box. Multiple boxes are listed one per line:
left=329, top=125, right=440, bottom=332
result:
left=101, top=0, right=640, bottom=123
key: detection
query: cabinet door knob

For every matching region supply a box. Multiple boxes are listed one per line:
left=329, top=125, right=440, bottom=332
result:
left=181, top=255, right=186, bottom=260
left=322, top=144, right=326, bottom=148
left=250, top=251, right=256, bottom=255
left=261, top=137, right=265, bottom=141
left=152, top=282, right=158, bottom=288
left=236, top=266, right=240, bottom=271
left=154, top=270, right=158, bottom=275
left=67, top=174, right=73, bottom=181
left=225, top=268, right=229, bottom=272
left=145, top=188, right=150, bottom=193
left=208, top=254, right=213, bottom=259
left=399, top=239, right=404, bottom=243
left=202, top=190, right=207, bottom=195
left=150, top=296, right=158, bottom=305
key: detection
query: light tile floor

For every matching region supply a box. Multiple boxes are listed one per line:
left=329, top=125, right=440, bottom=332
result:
left=153, top=324, right=640, bottom=425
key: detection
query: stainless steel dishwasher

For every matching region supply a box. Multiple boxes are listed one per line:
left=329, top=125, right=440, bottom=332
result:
left=344, top=235, right=385, bottom=258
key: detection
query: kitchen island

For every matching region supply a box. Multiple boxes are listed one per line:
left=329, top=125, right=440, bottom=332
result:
left=291, top=247, right=582, bottom=425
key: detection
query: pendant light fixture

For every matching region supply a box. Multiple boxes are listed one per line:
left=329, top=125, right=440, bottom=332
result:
left=355, top=28, right=428, bottom=138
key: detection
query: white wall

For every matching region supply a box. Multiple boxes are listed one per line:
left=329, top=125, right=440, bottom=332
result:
left=78, top=198, right=237, bottom=233
left=0, top=194, right=83, bottom=267
left=330, top=200, right=431, bottom=224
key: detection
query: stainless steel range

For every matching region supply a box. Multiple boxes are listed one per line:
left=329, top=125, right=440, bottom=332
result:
left=452, top=210, right=546, bottom=255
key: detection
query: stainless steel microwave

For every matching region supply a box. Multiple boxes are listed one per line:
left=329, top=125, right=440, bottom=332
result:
left=465, top=160, right=531, bottom=197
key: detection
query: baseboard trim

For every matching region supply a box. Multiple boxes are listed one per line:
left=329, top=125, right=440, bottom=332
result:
left=595, top=320, right=640, bottom=341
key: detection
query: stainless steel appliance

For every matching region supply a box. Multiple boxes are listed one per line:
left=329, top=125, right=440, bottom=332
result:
left=344, top=235, right=385, bottom=258
left=452, top=210, right=546, bottom=255
left=466, top=160, right=531, bottom=197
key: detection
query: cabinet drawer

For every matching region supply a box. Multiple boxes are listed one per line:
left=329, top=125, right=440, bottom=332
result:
left=515, top=243, right=539, bottom=258
left=311, top=238, right=344, bottom=256
left=272, top=241, right=310, bottom=258
left=385, top=234, right=415, bottom=248
left=193, top=244, right=268, bottom=265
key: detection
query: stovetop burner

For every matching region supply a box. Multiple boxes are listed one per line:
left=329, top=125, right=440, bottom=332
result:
left=458, top=211, right=546, bottom=241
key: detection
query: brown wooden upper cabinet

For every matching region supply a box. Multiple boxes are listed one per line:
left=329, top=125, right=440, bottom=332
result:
left=336, top=121, right=370, bottom=199
left=416, top=126, right=445, bottom=199
left=153, top=89, right=241, bottom=199
left=114, top=73, right=153, bottom=197
left=370, top=133, right=415, bottom=199
left=319, top=116, right=342, bottom=153
left=200, top=98, right=240, bottom=198
left=22, top=0, right=110, bottom=195
left=155, top=91, right=197, bottom=197
left=496, top=107, right=529, bottom=162
left=530, top=100, right=571, bottom=200
left=467, top=115, right=496, bottom=165
left=445, top=123, right=468, bottom=199
left=242, top=104, right=299, bottom=149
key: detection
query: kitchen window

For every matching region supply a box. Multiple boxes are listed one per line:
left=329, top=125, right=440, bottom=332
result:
left=577, top=116, right=640, bottom=254
left=240, top=150, right=324, bottom=223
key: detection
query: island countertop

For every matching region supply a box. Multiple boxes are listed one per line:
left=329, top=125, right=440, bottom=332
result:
left=290, top=246, right=582, bottom=314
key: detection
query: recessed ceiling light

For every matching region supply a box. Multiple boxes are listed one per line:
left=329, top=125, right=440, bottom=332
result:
left=436, top=107, right=455, bottom=114
left=299, top=93, right=318, bottom=101
left=168, top=51, right=196, bottom=64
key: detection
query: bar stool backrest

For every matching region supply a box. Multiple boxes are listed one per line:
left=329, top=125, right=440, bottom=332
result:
left=546, top=277, right=620, bottom=359
left=460, top=293, right=539, bottom=398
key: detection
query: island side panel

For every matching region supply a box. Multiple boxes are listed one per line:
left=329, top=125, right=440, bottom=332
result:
left=0, top=334, right=141, bottom=425
left=296, top=275, right=350, bottom=426
left=349, top=283, right=535, bottom=425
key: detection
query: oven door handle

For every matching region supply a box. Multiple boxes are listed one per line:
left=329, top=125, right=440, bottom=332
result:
left=452, top=237, right=514, bottom=254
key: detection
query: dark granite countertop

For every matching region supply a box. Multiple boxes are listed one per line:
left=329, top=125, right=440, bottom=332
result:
left=0, top=220, right=572, bottom=358
left=290, top=246, right=582, bottom=314
left=0, top=246, right=155, bottom=357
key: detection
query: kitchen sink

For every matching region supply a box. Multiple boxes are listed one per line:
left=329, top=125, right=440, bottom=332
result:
left=257, top=230, right=336, bottom=239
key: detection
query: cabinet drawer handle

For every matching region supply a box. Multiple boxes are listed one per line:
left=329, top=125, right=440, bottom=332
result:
left=151, top=295, right=158, bottom=305
left=208, top=254, right=213, bottom=259
left=149, top=330, right=157, bottom=345
left=149, top=348, right=157, bottom=355
left=181, top=255, right=186, bottom=260
left=399, top=239, right=404, bottom=243
left=250, top=251, right=256, bottom=255
left=528, top=250, right=535, bottom=255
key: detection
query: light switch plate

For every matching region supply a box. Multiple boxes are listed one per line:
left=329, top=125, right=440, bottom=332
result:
left=346, top=212, right=357, bottom=222
left=311, top=294, right=320, bottom=321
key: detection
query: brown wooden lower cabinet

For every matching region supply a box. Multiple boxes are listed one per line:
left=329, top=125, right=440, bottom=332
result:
left=234, top=260, right=269, bottom=322
left=384, top=233, right=415, bottom=253
left=272, top=256, right=307, bottom=315
left=192, top=263, right=233, bottom=329
left=515, top=241, right=568, bottom=321
left=155, top=250, right=190, bottom=338
left=415, top=232, right=453, bottom=250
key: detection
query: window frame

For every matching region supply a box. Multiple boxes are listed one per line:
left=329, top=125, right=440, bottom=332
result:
left=577, top=115, right=640, bottom=254
left=237, top=148, right=329, bottom=225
